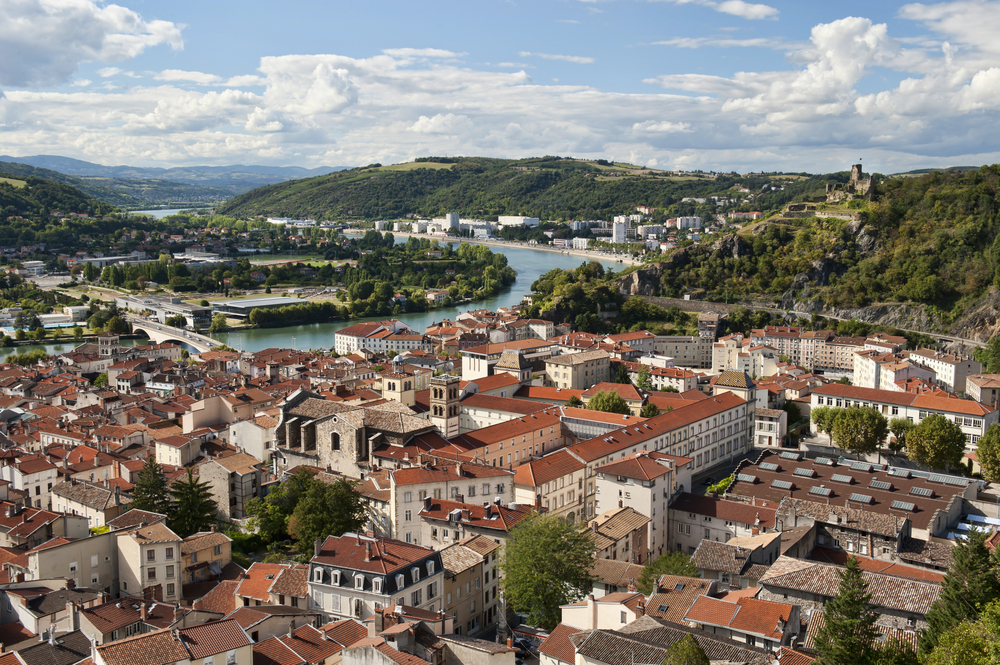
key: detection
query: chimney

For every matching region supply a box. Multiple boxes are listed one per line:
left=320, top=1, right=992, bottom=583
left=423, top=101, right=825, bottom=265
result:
left=314, top=538, right=323, bottom=558
left=287, top=619, right=295, bottom=639
left=365, top=542, right=372, bottom=562
left=507, top=638, right=513, bottom=648
left=140, top=603, right=148, bottom=621
left=637, top=599, right=645, bottom=617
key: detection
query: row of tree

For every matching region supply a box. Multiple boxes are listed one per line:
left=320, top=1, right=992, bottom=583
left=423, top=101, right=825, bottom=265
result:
left=130, top=458, right=219, bottom=538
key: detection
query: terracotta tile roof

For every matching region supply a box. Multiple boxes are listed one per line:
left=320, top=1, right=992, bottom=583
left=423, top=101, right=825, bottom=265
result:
left=574, top=615, right=769, bottom=665
left=124, top=521, right=180, bottom=545
left=179, top=618, right=252, bottom=659
left=457, top=533, right=501, bottom=557
left=418, top=499, right=534, bottom=532
left=237, top=562, right=294, bottom=601
left=645, top=575, right=713, bottom=624
left=729, top=597, right=796, bottom=638
left=759, top=556, right=941, bottom=615
left=374, top=641, right=430, bottom=665
left=460, top=393, right=549, bottom=415
left=254, top=637, right=306, bottom=665
left=539, top=623, right=583, bottom=662
left=106, top=509, right=167, bottom=530
left=439, top=543, right=485, bottom=575
left=192, top=579, right=241, bottom=614
left=513, top=449, right=584, bottom=488
left=270, top=564, right=309, bottom=598
left=181, top=530, right=231, bottom=555
left=96, top=627, right=190, bottom=665
left=597, top=451, right=692, bottom=481
left=683, top=595, right=740, bottom=627
left=691, top=540, right=752, bottom=574
left=808, top=547, right=946, bottom=583
left=82, top=599, right=187, bottom=634
left=777, top=646, right=817, bottom=665
left=590, top=559, right=645, bottom=588
left=670, top=492, right=777, bottom=529
left=391, top=462, right=512, bottom=487
left=312, top=533, right=437, bottom=575
left=321, top=619, right=369, bottom=648
left=470, top=374, right=522, bottom=391
left=582, top=382, right=643, bottom=401
left=588, top=507, right=650, bottom=548
left=514, top=386, right=585, bottom=402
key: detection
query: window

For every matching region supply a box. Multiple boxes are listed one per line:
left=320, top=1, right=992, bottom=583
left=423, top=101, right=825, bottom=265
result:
left=396, top=573, right=405, bottom=588
left=356, top=575, right=365, bottom=590
left=411, top=566, right=421, bottom=582
left=373, top=578, right=383, bottom=593
left=69, top=562, right=78, bottom=573
left=331, top=432, right=340, bottom=451
left=404, top=492, right=412, bottom=503
left=428, top=581, right=437, bottom=598
left=205, top=657, right=214, bottom=665
left=91, top=555, right=99, bottom=568
left=166, top=565, right=174, bottom=578
left=165, top=547, right=173, bottom=560
left=621, top=611, right=627, bottom=624
left=91, top=574, right=99, bottom=585
left=411, top=589, right=422, bottom=605
left=227, top=650, right=237, bottom=665
left=191, top=551, right=198, bottom=563
left=405, top=510, right=412, bottom=522
left=677, top=523, right=684, bottom=533
left=214, top=544, right=222, bottom=556
left=167, top=583, right=175, bottom=596
left=147, top=567, right=156, bottom=580
left=427, top=561, right=435, bottom=575
left=147, top=550, right=156, bottom=562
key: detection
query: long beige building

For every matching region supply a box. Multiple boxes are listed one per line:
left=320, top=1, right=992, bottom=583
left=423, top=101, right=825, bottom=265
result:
left=545, top=350, right=611, bottom=390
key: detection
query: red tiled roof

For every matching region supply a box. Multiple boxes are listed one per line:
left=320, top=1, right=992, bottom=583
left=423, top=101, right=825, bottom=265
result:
left=179, top=618, right=252, bottom=659
left=597, top=451, right=693, bottom=481
left=582, top=382, right=643, bottom=401
left=278, top=625, right=341, bottom=663
left=539, top=623, right=582, bottom=662
left=321, top=619, right=369, bottom=648
left=254, top=638, right=306, bottom=665
left=670, top=493, right=777, bottom=529
left=312, top=534, right=435, bottom=574
left=513, top=449, right=584, bottom=488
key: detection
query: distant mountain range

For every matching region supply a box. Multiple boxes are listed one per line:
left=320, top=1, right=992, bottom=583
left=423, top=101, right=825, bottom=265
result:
left=0, top=155, right=351, bottom=207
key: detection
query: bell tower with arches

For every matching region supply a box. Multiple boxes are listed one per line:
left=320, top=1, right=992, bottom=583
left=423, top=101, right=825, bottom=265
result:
left=430, top=374, right=461, bottom=438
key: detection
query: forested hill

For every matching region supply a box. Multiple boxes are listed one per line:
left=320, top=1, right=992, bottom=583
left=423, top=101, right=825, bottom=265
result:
left=215, top=156, right=825, bottom=220
left=0, top=173, right=119, bottom=220
left=617, top=165, right=1000, bottom=342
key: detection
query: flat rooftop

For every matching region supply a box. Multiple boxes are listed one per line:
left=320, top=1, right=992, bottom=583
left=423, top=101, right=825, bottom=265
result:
left=213, top=297, right=305, bottom=310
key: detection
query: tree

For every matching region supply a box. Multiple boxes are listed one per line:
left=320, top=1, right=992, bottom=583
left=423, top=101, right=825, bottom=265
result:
left=919, top=529, right=1000, bottom=654
left=925, top=599, right=1000, bottom=665
left=288, top=478, right=367, bottom=555
left=636, top=366, right=653, bottom=391
left=209, top=313, right=229, bottom=333
left=93, top=372, right=108, bottom=387
left=637, top=551, right=698, bottom=594
left=33, top=326, right=46, bottom=341
left=888, top=417, right=915, bottom=454
left=977, top=425, right=1000, bottom=482
left=811, top=406, right=838, bottom=445
left=168, top=469, right=218, bottom=538
left=830, top=407, right=888, bottom=458
left=784, top=401, right=801, bottom=425
left=565, top=394, right=583, bottom=408
left=246, top=468, right=317, bottom=543
left=615, top=363, right=630, bottom=385
left=106, top=315, right=128, bottom=334
left=165, top=314, right=187, bottom=328
left=72, top=325, right=83, bottom=343
left=83, top=261, right=98, bottom=282
left=130, top=457, right=172, bottom=515
left=641, top=403, right=660, bottom=418
left=661, top=634, right=709, bottom=665
left=814, top=556, right=880, bottom=665
left=587, top=390, right=632, bottom=415
left=907, top=414, right=967, bottom=471
left=500, top=512, right=595, bottom=629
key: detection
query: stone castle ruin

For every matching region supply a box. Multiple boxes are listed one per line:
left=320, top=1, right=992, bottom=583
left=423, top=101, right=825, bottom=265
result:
left=826, top=164, right=874, bottom=202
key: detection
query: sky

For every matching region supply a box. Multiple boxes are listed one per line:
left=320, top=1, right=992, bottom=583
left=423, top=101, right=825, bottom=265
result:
left=4, top=0, right=1000, bottom=173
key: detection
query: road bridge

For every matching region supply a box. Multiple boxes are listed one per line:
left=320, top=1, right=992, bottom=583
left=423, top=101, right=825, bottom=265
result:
left=128, top=317, right=222, bottom=354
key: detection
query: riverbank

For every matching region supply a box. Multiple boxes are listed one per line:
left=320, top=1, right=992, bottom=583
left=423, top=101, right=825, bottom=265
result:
left=362, top=231, right=643, bottom=267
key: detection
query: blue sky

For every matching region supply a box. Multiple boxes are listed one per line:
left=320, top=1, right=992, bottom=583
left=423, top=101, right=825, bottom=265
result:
left=3, top=0, right=1000, bottom=173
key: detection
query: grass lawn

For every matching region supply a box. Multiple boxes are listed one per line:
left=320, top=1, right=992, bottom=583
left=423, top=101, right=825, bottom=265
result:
left=0, top=177, right=26, bottom=188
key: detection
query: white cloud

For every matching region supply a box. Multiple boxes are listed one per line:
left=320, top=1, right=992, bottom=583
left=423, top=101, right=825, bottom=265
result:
left=71, top=79, right=91, bottom=87
left=0, top=0, right=183, bottom=87
left=408, top=113, right=474, bottom=134
left=225, top=74, right=267, bottom=86
left=652, top=36, right=793, bottom=49
left=98, top=67, right=122, bottom=78
left=381, top=48, right=466, bottom=59
left=245, top=107, right=284, bottom=132
left=650, top=0, right=778, bottom=20
left=155, top=69, right=221, bottom=85
left=633, top=120, right=693, bottom=132
left=519, top=51, right=595, bottom=64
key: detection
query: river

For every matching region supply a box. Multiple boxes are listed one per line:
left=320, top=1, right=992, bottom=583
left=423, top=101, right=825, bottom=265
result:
left=16, top=230, right=623, bottom=355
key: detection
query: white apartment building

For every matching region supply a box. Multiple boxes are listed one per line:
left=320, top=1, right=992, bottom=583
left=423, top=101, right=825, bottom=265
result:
left=611, top=222, right=627, bottom=244
left=905, top=349, right=982, bottom=394
left=116, top=521, right=183, bottom=603
left=674, top=216, right=702, bottom=229
left=655, top=335, right=712, bottom=368
left=594, top=451, right=693, bottom=559
left=572, top=237, right=591, bottom=250
left=497, top=216, right=539, bottom=227
left=0, top=455, right=59, bottom=510
left=333, top=319, right=411, bottom=355
left=853, top=350, right=936, bottom=392
left=811, top=384, right=998, bottom=449
left=967, top=374, right=1000, bottom=407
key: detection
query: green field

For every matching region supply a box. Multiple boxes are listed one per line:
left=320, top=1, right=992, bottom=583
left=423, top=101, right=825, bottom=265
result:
left=0, top=177, right=26, bottom=188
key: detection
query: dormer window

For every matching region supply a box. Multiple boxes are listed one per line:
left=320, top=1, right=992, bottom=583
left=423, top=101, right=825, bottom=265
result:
left=373, top=578, right=383, bottom=593
left=427, top=561, right=435, bottom=575
left=313, top=568, right=323, bottom=583
left=332, top=571, right=341, bottom=585
left=411, top=566, right=420, bottom=582
left=396, top=573, right=405, bottom=588
left=355, top=575, right=364, bottom=590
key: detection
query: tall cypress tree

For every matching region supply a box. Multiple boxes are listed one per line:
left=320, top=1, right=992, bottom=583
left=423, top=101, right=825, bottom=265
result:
left=814, top=556, right=880, bottom=665
left=130, top=457, right=171, bottom=515
left=168, top=469, right=218, bottom=538
left=920, top=529, right=1000, bottom=655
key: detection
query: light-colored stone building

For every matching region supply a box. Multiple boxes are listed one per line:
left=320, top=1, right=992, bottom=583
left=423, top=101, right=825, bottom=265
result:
left=545, top=350, right=611, bottom=390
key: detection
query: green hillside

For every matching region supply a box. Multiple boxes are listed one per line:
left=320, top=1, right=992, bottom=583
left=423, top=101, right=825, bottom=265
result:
left=215, top=156, right=824, bottom=220
left=0, top=173, right=118, bottom=222
left=619, top=166, right=1000, bottom=323
left=0, top=160, right=234, bottom=208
